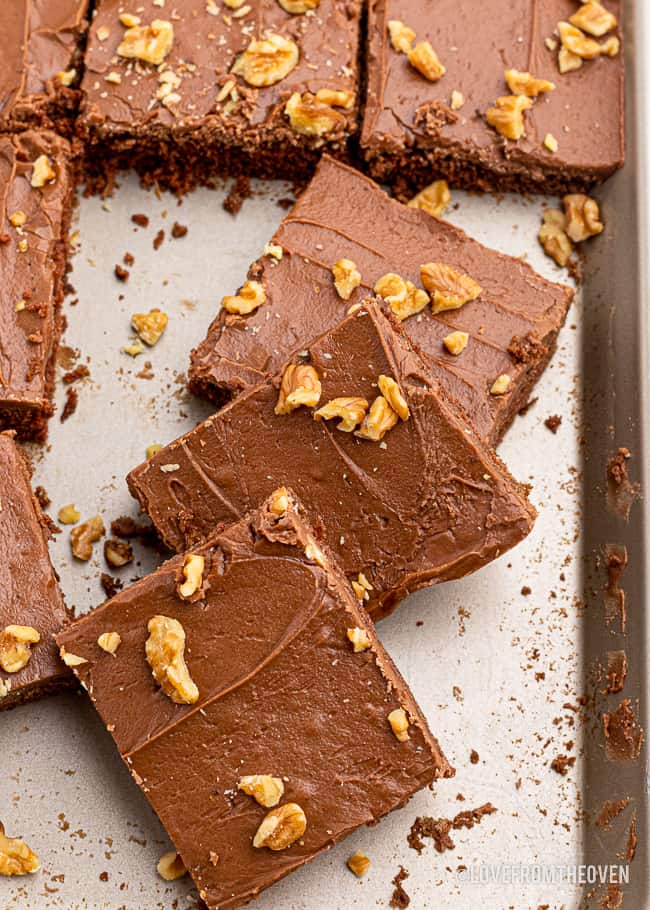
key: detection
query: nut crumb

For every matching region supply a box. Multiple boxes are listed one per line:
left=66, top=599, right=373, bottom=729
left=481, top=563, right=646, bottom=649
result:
left=388, top=707, right=410, bottom=742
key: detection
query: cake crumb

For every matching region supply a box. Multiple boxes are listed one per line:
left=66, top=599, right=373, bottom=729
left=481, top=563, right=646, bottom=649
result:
left=389, top=866, right=410, bottom=908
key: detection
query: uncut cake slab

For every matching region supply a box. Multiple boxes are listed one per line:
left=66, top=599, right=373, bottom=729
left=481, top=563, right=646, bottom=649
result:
left=1, top=175, right=587, bottom=909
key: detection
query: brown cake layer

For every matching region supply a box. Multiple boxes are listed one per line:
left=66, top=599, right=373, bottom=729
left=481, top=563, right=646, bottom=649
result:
left=361, top=0, right=624, bottom=196
left=130, top=302, right=536, bottom=621
left=77, top=0, right=362, bottom=193
left=57, top=489, right=453, bottom=910
left=0, top=131, right=74, bottom=441
left=0, top=433, right=71, bottom=710
left=190, top=156, right=572, bottom=447
left=0, top=1, right=90, bottom=135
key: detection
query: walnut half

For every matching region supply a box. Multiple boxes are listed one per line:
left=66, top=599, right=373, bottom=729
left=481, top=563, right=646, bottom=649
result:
left=0, top=626, right=40, bottom=673
left=420, top=262, right=482, bottom=314
left=0, top=822, right=40, bottom=876
left=563, top=194, right=604, bottom=242
left=233, top=34, right=299, bottom=87
left=145, top=615, right=199, bottom=705
left=314, top=397, right=368, bottom=432
left=355, top=396, right=398, bottom=442
left=275, top=364, right=321, bottom=415
left=253, top=803, right=307, bottom=850
left=539, top=209, right=573, bottom=267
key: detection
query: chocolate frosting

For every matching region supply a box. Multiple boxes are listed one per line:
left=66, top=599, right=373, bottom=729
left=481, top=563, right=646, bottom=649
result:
left=0, top=131, right=71, bottom=426
left=190, top=155, right=572, bottom=446
left=362, top=0, right=624, bottom=185
left=131, top=302, right=536, bottom=620
left=0, top=433, right=69, bottom=708
left=57, top=491, right=452, bottom=910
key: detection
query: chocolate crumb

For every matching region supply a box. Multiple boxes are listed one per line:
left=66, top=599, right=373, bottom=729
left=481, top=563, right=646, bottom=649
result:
left=521, top=585, right=531, bottom=596
left=408, top=804, right=496, bottom=854
left=223, top=176, right=251, bottom=215
left=607, top=447, right=640, bottom=520
left=389, top=866, right=410, bottom=909
left=603, top=699, right=644, bottom=761
left=602, top=883, right=623, bottom=910
left=99, top=871, right=108, bottom=882
left=111, top=515, right=162, bottom=549
left=604, top=650, right=627, bottom=694
left=100, top=573, right=123, bottom=599
left=60, top=387, right=78, bottom=423
left=131, top=213, right=149, bottom=228
left=544, top=414, right=562, bottom=434
left=626, top=814, right=637, bottom=862
left=470, top=749, right=479, bottom=764
left=123, top=252, right=135, bottom=267
left=171, top=221, right=188, bottom=239
left=114, top=264, right=129, bottom=282
left=62, top=365, right=90, bottom=385
left=34, top=485, right=51, bottom=509
left=550, top=754, right=576, bottom=776
left=153, top=229, right=164, bottom=250
left=518, top=396, right=538, bottom=416
left=595, top=798, right=630, bottom=831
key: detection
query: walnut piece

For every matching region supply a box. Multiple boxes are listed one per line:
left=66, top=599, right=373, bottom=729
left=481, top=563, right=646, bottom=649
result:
left=277, top=0, right=320, bottom=12
left=233, top=34, right=299, bottom=87
left=388, top=19, right=415, bottom=53
left=238, top=774, right=285, bottom=808
left=558, top=46, right=583, bottom=73
left=70, top=515, right=105, bottom=561
left=178, top=553, right=206, bottom=600
left=558, top=21, right=601, bottom=59
left=0, top=822, right=40, bottom=876
left=355, top=396, right=398, bottom=442
left=490, top=374, right=511, bottom=396
left=347, top=850, right=371, bottom=877
left=253, top=803, right=307, bottom=850
left=104, top=538, right=133, bottom=568
left=504, top=68, right=555, bottom=97
left=269, top=487, right=290, bottom=515
left=314, top=397, right=368, bottom=432
left=275, top=364, right=321, bottom=415
left=486, top=94, right=533, bottom=140
left=544, top=133, right=559, bottom=153
left=563, top=194, right=604, bottom=242
left=539, top=209, right=573, bottom=266
left=117, top=20, right=174, bottom=65
left=58, top=503, right=80, bottom=524
left=351, top=571, right=373, bottom=602
left=407, top=180, right=450, bottom=218
left=97, top=632, right=122, bottom=655
left=420, top=262, right=482, bottom=314
left=221, top=279, right=266, bottom=315
left=145, top=615, right=199, bottom=705
left=59, top=647, right=88, bottom=668
left=569, top=2, right=617, bottom=38
left=31, top=155, right=56, bottom=188
left=157, top=851, right=186, bottom=881
left=9, top=211, right=26, bottom=227
left=374, top=273, right=429, bottom=321
left=285, top=92, right=347, bottom=136
left=377, top=375, right=409, bottom=421
left=443, top=330, right=469, bottom=356
left=332, top=259, right=361, bottom=300
left=450, top=89, right=465, bottom=110
left=315, top=88, right=355, bottom=109
left=388, top=707, right=410, bottom=742
left=347, top=627, right=371, bottom=652
left=131, top=309, right=168, bottom=346
left=0, top=626, right=40, bottom=674
left=408, top=41, right=446, bottom=81
left=119, top=12, right=141, bottom=27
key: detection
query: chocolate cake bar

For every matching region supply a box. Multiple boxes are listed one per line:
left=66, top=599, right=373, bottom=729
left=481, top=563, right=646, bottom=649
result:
left=0, top=433, right=70, bottom=710
left=77, top=0, right=362, bottom=193
left=0, top=132, right=74, bottom=440
left=129, top=302, right=536, bottom=620
left=56, top=489, right=453, bottom=910
left=1, top=1, right=90, bottom=134
left=361, top=0, right=624, bottom=195
left=190, top=156, right=573, bottom=447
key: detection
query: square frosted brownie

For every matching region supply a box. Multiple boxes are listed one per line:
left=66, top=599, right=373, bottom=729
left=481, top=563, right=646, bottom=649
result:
left=361, top=0, right=623, bottom=195
left=0, top=433, right=70, bottom=710
left=57, top=489, right=453, bottom=910
left=130, top=302, right=536, bottom=620
left=0, top=132, right=74, bottom=440
left=190, top=156, right=573, bottom=447
left=77, top=0, right=362, bottom=192
left=0, top=1, right=90, bottom=134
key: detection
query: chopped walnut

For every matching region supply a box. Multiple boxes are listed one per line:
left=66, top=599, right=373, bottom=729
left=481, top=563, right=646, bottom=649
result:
left=9, top=211, right=26, bottom=227
left=233, top=34, right=299, bottom=87
left=178, top=553, right=206, bottom=600
left=0, top=822, right=40, bottom=876
left=117, top=19, right=174, bottom=65
left=569, top=1, right=617, bottom=37
left=277, top=0, right=320, bottom=12
left=253, top=803, right=307, bottom=850
left=269, top=487, right=290, bottom=515
left=420, top=262, right=482, bottom=314
left=486, top=94, right=533, bottom=140
left=347, top=850, right=371, bottom=877
left=238, top=775, right=285, bottom=808
left=408, top=42, right=446, bottom=82
left=388, top=707, right=410, bottom=742
left=315, top=88, right=354, bottom=109
left=146, top=444, right=163, bottom=459
left=104, top=538, right=133, bottom=568
left=304, top=537, right=326, bottom=568
left=558, top=21, right=601, bottom=59
left=351, top=571, right=373, bottom=602
left=131, top=309, right=168, bottom=346
left=355, top=396, right=398, bottom=442
left=314, top=397, right=368, bottom=432
left=58, top=68, right=77, bottom=86
left=347, top=626, right=371, bottom=652
left=275, top=364, right=321, bottom=415
left=221, top=279, right=266, bottom=315
left=59, top=647, right=88, bottom=668
left=504, top=68, right=555, bottom=97
left=285, top=92, right=346, bottom=136
left=332, top=259, right=361, bottom=300
left=490, top=374, right=511, bottom=396
left=407, top=180, right=450, bottom=218
left=58, top=503, right=80, bottom=524
left=563, top=194, right=604, bottom=242
left=157, top=851, right=187, bottom=881
left=443, top=330, right=469, bottom=356
left=450, top=90, right=464, bottom=110
left=145, top=615, right=199, bottom=705
left=544, top=133, right=558, bottom=153
left=0, top=626, right=40, bottom=674
left=600, top=35, right=620, bottom=56
left=70, top=515, right=105, bottom=561
left=558, top=46, right=583, bottom=73
left=377, top=375, right=409, bottom=421
left=374, top=273, right=429, bottom=321
left=97, top=632, right=122, bottom=654
left=388, top=19, right=415, bottom=53
left=31, top=155, right=56, bottom=188
left=539, top=209, right=573, bottom=267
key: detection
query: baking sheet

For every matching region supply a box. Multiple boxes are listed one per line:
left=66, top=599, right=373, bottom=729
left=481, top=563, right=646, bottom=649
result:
left=2, top=3, right=647, bottom=907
